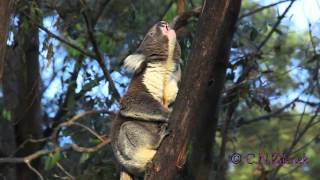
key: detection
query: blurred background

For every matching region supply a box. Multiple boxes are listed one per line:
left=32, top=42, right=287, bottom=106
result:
left=0, top=0, right=319, bottom=179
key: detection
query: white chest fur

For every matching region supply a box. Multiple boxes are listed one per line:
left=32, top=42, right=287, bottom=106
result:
left=143, top=62, right=180, bottom=106
left=143, top=35, right=179, bottom=107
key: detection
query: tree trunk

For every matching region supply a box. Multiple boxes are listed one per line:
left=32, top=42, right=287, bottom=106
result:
left=0, top=1, right=16, bottom=180
left=2, top=2, right=42, bottom=179
left=144, top=0, right=241, bottom=180
left=0, top=0, right=13, bottom=80
left=0, top=53, right=17, bottom=178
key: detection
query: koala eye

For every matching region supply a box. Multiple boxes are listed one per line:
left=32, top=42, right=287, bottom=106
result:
left=159, top=21, right=167, bottom=27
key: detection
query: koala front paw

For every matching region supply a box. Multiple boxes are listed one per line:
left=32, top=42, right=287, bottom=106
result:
left=159, top=123, right=170, bottom=138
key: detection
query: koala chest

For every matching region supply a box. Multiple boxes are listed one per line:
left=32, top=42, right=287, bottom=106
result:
left=143, top=62, right=180, bottom=107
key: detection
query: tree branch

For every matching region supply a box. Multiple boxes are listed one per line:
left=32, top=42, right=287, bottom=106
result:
left=237, top=97, right=298, bottom=127
left=269, top=108, right=319, bottom=178
left=26, top=162, right=44, bottom=180
left=56, top=162, right=75, bottom=180
left=172, top=0, right=292, bottom=36
left=92, top=0, right=112, bottom=25
left=239, top=0, right=291, bottom=19
left=257, top=0, right=296, bottom=51
left=23, top=13, right=97, bottom=59
left=0, top=139, right=110, bottom=164
left=144, top=0, right=242, bottom=179
left=82, top=12, right=121, bottom=100
left=0, top=110, right=111, bottom=165
left=172, top=6, right=202, bottom=32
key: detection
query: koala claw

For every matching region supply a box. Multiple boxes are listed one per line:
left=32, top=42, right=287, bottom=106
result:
left=159, top=123, right=170, bottom=137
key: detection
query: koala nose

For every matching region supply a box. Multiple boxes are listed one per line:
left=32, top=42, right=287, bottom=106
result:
left=159, top=21, right=171, bottom=31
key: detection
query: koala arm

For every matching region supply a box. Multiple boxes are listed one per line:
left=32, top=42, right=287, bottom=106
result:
left=120, top=92, right=170, bottom=122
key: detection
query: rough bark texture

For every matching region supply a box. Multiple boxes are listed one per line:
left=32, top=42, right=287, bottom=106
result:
left=144, top=0, right=241, bottom=180
left=0, top=0, right=13, bottom=80
left=0, top=51, right=17, bottom=178
left=0, top=1, right=16, bottom=179
left=2, top=3, right=42, bottom=180
left=16, top=24, right=42, bottom=180
left=0, top=114, right=16, bottom=180
left=177, top=0, right=186, bottom=15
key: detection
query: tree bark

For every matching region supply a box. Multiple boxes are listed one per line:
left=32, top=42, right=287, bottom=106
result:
left=0, top=114, right=17, bottom=180
left=0, top=50, right=17, bottom=178
left=144, top=0, right=241, bottom=180
left=2, top=2, right=42, bottom=179
left=0, top=0, right=13, bottom=80
left=177, top=0, right=186, bottom=15
left=0, top=1, right=16, bottom=180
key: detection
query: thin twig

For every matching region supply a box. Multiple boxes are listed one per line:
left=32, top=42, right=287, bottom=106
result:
left=172, top=6, right=202, bottom=31
left=50, top=56, right=87, bottom=135
left=73, top=122, right=105, bottom=142
left=269, top=108, right=319, bottom=178
left=56, top=162, right=75, bottom=180
left=22, top=12, right=96, bottom=59
left=278, top=163, right=304, bottom=179
left=257, top=0, right=296, bottom=51
left=0, top=140, right=110, bottom=164
left=0, top=110, right=111, bottom=165
left=52, top=109, right=111, bottom=139
left=26, top=162, right=44, bottom=180
left=10, top=137, right=49, bottom=157
left=237, top=97, right=298, bottom=127
left=82, top=12, right=121, bottom=100
left=296, top=99, right=319, bottom=107
left=308, top=23, right=317, bottom=55
left=68, top=140, right=110, bottom=153
left=293, top=98, right=308, bottom=140
left=292, top=133, right=320, bottom=155
left=92, top=0, right=112, bottom=25
left=239, top=0, right=291, bottom=19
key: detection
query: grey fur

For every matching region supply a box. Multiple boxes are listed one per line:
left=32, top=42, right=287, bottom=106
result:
left=111, top=21, right=181, bottom=178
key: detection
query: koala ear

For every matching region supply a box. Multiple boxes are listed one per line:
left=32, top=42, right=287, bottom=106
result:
left=123, top=54, right=146, bottom=73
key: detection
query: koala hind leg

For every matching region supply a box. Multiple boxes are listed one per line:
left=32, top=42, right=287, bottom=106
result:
left=118, top=121, right=168, bottom=150
left=116, top=121, right=168, bottom=174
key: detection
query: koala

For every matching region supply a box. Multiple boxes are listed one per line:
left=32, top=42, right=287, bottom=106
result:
left=111, top=21, right=181, bottom=179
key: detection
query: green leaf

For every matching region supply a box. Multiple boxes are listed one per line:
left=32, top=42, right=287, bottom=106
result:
left=66, top=93, right=76, bottom=108
left=68, top=47, right=81, bottom=57
left=46, top=43, right=54, bottom=67
left=44, top=152, right=61, bottom=171
left=250, top=27, right=258, bottom=41
left=80, top=153, right=90, bottom=164
left=2, top=109, right=12, bottom=122
left=89, top=138, right=101, bottom=145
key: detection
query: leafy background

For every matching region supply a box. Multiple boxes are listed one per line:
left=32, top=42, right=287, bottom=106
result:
left=0, top=0, right=319, bottom=179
